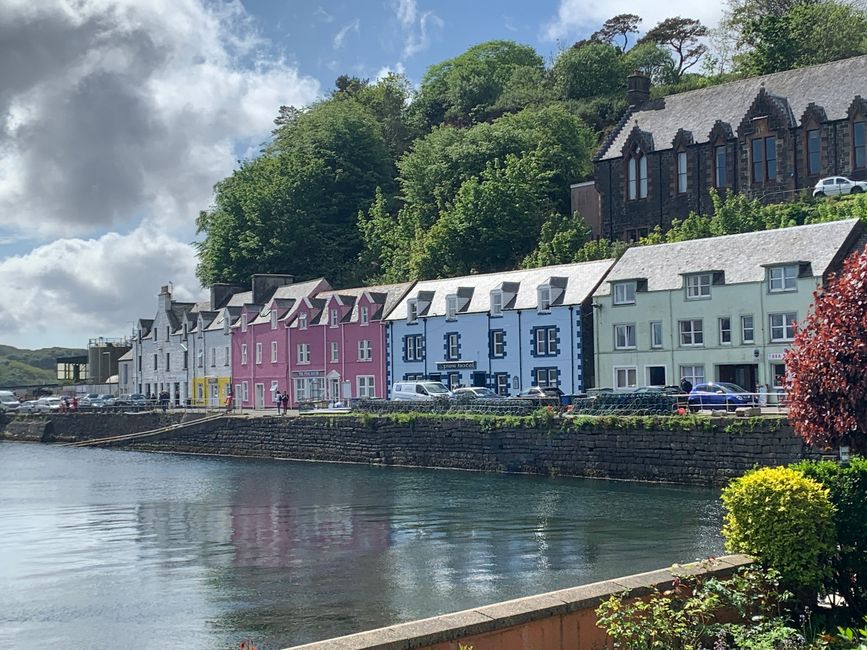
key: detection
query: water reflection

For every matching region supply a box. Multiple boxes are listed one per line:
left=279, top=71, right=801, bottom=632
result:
left=0, top=445, right=723, bottom=649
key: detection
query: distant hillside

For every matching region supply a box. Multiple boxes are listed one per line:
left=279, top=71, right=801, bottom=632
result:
left=0, top=345, right=86, bottom=387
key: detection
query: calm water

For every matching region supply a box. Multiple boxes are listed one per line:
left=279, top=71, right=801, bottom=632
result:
left=0, top=443, right=724, bottom=649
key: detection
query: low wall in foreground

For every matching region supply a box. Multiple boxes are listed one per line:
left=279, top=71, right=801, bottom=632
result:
left=289, top=554, right=753, bottom=650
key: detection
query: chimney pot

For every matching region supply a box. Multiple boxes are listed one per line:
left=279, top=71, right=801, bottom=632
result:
left=627, top=70, right=651, bottom=106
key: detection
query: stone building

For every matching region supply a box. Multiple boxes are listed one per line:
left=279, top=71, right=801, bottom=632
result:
left=593, top=55, right=867, bottom=241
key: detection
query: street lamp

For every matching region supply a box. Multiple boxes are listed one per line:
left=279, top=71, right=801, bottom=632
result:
left=103, top=351, right=112, bottom=390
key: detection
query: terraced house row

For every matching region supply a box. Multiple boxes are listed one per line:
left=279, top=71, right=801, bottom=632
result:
left=119, top=219, right=864, bottom=407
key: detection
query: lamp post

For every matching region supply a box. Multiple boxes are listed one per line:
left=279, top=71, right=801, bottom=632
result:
left=102, top=351, right=112, bottom=391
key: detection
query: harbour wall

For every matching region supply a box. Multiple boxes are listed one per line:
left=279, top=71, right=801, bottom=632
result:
left=3, top=412, right=819, bottom=485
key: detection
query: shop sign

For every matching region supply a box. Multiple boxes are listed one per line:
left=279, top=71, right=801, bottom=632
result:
left=291, top=370, right=325, bottom=377
left=435, top=360, right=477, bottom=370
left=767, top=352, right=785, bottom=361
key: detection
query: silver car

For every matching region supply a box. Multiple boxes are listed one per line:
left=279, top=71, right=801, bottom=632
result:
left=813, top=176, right=867, bottom=197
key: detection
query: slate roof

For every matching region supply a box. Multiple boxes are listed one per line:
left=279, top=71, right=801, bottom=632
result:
left=594, top=219, right=862, bottom=295
left=117, top=349, right=133, bottom=362
left=385, top=260, right=616, bottom=321
left=248, top=278, right=330, bottom=326
left=597, top=55, right=867, bottom=161
left=312, top=282, right=414, bottom=324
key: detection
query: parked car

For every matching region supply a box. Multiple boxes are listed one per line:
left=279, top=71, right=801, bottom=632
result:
left=452, top=387, right=501, bottom=399
left=17, top=400, right=40, bottom=413
left=511, top=386, right=564, bottom=399
left=813, top=176, right=867, bottom=197
left=96, top=394, right=116, bottom=407
left=688, top=383, right=757, bottom=411
left=114, top=393, right=151, bottom=406
left=0, top=390, right=20, bottom=412
left=391, top=381, right=452, bottom=401
left=632, top=385, right=683, bottom=395
left=34, top=397, right=64, bottom=413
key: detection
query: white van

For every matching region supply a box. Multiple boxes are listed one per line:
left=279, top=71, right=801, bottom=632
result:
left=0, top=390, right=20, bottom=412
left=391, top=381, right=452, bottom=401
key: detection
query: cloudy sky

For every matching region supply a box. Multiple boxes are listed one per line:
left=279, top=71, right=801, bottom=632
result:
left=0, top=0, right=725, bottom=349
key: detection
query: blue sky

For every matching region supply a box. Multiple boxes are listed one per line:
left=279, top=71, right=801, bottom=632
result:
left=0, top=0, right=723, bottom=349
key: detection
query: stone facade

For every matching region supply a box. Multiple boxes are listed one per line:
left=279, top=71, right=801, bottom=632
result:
left=594, top=57, right=867, bottom=241
left=27, top=413, right=819, bottom=486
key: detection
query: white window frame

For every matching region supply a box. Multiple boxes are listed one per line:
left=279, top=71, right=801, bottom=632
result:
left=407, top=300, right=418, bottom=324
left=679, top=319, right=704, bottom=347
left=638, top=154, right=648, bottom=198
left=491, top=330, right=505, bottom=357
left=490, top=291, right=503, bottom=317
left=614, top=323, right=636, bottom=350
left=296, top=343, right=310, bottom=364
left=650, top=321, right=663, bottom=349
left=360, top=305, right=369, bottom=325
left=447, top=333, right=459, bottom=360
left=255, top=342, right=262, bottom=364
left=240, top=344, right=248, bottom=365
left=330, top=308, right=339, bottom=327
left=298, top=312, right=308, bottom=330
left=357, top=375, right=375, bottom=398
left=741, top=315, right=755, bottom=344
left=613, top=281, right=636, bottom=305
left=241, top=314, right=247, bottom=332
left=446, top=295, right=458, bottom=321
left=330, top=341, right=339, bottom=363
left=496, top=373, right=509, bottom=396
left=769, top=312, right=797, bottom=342
left=537, top=285, right=551, bottom=312
left=719, top=317, right=732, bottom=345
left=685, top=273, right=712, bottom=300
left=679, top=365, right=705, bottom=387
left=271, top=341, right=278, bottom=363
left=358, top=339, right=372, bottom=361
left=614, top=366, right=637, bottom=389
left=270, top=310, right=278, bottom=329
left=627, top=157, right=637, bottom=200
left=677, top=151, right=688, bottom=193
left=768, top=265, right=798, bottom=293
left=210, top=348, right=216, bottom=367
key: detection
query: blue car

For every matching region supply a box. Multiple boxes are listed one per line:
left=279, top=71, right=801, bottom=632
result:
left=688, top=382, right=756, bottom=411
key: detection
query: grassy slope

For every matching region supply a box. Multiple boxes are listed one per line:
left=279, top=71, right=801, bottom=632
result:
left=0, top=345, right=87, bottom=386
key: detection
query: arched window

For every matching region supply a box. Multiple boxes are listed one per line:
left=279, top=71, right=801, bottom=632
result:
left=626, top=150, right=647, bottom=200
left=627, top=157, right=637, bottom=200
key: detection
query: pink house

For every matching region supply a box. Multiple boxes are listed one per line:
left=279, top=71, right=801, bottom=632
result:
left=287, top=283, right=413, bottom=407
left=230, top=275, right=330, bottom=410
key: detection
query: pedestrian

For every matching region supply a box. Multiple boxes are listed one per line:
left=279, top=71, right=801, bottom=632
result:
left=71, top=396, right=78, bottom=412
left=224, top=393, right=234, bottom=414
left=160, top=390, right=168, bottom=413
left=281, top=392, right=289, bottom=416
left=679, top=377, right=693, bottom=394
left=274, top=390, right=282, bottom=414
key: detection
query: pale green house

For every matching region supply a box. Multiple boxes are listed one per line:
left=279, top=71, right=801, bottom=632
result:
left=592, top=219, right=864, bottom=395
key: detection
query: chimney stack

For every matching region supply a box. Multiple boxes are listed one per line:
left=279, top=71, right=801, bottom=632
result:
left=627, top=71, right=651, bottom=106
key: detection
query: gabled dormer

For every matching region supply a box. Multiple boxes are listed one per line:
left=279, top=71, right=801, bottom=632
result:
left=537, top=277, right=567, bottom=312
left=444, top=287, right=473, bottom=321
left=490, top=281, right=519, bottom=317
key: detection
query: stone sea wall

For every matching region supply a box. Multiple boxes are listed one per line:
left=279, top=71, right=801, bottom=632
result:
left=2, top=412, right=818, bottom=485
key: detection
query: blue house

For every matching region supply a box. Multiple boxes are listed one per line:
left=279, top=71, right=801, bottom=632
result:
left=384, top=260, right=615, bottom=396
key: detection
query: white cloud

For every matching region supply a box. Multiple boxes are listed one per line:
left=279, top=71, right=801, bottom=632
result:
left=333, top=18, right=360, bottom=50
left=0, top=227, right=204, bottom=348
left=0, top=0, right=321, bottom=241
left=375, top=62, right=406, bottom=81
left=541, top=0, right=725, bottom=43
left=391, top=1, right=443, bottom=61
left=0, top=0, right=323, bottom=348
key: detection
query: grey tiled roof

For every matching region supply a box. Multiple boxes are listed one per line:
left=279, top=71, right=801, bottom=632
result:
left=598, top=55, right=867, bottom=160
left=250, top=278, right=330, bottom=325
left=594, top=219, right=862, bottom=295
left=316, top=282, right=415, bottom=323
left=385, top=260, right=616, bottom=321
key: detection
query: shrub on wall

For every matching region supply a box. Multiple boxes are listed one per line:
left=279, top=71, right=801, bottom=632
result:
left=721, top=466, right=835, bottom=592
left=794, top=457, right=867, bottom=619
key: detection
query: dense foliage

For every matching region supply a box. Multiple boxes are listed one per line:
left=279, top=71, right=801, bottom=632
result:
left=721, top=466, right=836, bottom=591
left=795, top=458, right=867, bottom=619
left=194, top=2, right=867, bottom=288
left=785, top=246, right=867, bottom=451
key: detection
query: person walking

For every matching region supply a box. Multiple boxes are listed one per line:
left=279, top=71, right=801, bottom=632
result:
left=274, top=390, right=282, bottom=415
left=224, top=393, right=234, bottom=414
left=281, top=391, right=289, bottom=416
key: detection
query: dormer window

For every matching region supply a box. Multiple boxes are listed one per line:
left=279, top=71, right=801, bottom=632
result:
left=222, top=313, right=229, bottom=334
left=329, top=308, right=339, bottom=327
left=627, top=151, right=648, bottom=200
left=768, top=265, right=798, bottom=292
left=241, top=314, right=247, bottom=332
left=490, top=291, right=503, bottom=317
left=360, top=305, right=369, bottom=325
left=270, top=310, right=278, bottom=329
left=298, top=312, right=308, bottom=330
left=407, top=299, right=418, bottom=324
left=685, top=273, right=712, bottom=300
left=537, top=286, right=551, bottom=312
left=613, top=281, right=637, bottom=305
left=446, top=295, right=458, bottom=321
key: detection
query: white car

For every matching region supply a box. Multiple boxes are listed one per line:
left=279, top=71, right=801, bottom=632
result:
left=0, top=390, right=20, bottom=412
left=813, top=176, right=867, bottom=197
left=34, top=397, right=64, bottom=413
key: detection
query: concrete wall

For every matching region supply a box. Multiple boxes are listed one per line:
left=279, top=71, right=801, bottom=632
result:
left=289, top=554, right=752, bottom=650
left=43, top=413, right=818, bottom=486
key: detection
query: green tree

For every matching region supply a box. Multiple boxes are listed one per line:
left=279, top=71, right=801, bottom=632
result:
left=551, top=42, right=626, bottom=100
left=639, top=17, right=709, bottom=80
left=522, top=213, right=630, bottom=268
left=591, top=14, right=642, bottom=51
left=408, top=40, right=545, bottom=129
left=357, top=188, right=413, bottom=283
left=197, top=99, right=393, bottom=286
left=623, top=41, right=677, bottom=85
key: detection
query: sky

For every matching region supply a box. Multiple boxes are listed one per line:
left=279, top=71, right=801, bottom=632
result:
left=0, top=0, right=726, bottom=350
